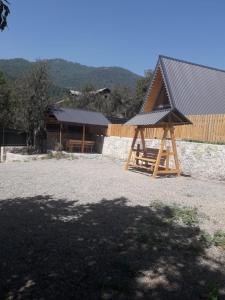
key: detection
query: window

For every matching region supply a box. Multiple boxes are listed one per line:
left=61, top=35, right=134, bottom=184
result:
left=153, top=85, right=171, bottom=110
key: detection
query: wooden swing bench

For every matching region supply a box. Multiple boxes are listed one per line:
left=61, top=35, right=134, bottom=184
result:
left=124, top=107, right=192, bottom=178
left=125, top=126, right=180, bottom=178
left=134, top=147, right=167, bottom=169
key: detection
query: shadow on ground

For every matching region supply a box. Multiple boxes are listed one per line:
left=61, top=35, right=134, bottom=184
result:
left=0, top=196, right=224, bottom=300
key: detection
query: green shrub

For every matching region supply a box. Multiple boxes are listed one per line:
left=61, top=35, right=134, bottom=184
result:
left=199, top=231, right=213, bottom=248
left=213, top=230, right=225, bottom=249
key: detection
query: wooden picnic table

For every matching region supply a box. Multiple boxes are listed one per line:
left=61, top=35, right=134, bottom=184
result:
left=66, top=139, right=95, bottom=153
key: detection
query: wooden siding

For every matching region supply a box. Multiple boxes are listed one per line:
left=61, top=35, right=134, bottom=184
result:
left=107, top=114, right=225, bottom=143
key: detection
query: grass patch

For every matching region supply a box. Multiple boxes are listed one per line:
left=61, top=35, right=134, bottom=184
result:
left=170, top=206, right=199, bottom=226
left=45, top=151, right=79, bottom=160
left=150, top=201, right=199, bottom=226
left=198, top=230, right=225, bottom=250
left=213, top=230, right=225, bottom=249
left=198, top=231, right=214, bottom=248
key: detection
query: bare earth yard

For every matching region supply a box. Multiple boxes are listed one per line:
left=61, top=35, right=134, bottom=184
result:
left=0, top=156, right=225, bottom=299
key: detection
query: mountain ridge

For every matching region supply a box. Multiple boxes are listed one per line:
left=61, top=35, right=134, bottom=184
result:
left=0, top=58, right=142, bottom=90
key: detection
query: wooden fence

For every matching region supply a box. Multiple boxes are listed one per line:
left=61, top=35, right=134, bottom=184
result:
left=107, top=114, right=225, bottom=144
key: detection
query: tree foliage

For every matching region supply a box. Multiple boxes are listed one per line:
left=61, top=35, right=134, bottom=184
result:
left=60, top=70, right=153, bottom=119
left=13, top=61, right=52, bottom=149
left=136, top=69, right=153, bottom=100
left=0, top=71, right=12, bottom=128
left=0, top=0, right=10, bottom=31
left=60, top=85, right=137, bottom=119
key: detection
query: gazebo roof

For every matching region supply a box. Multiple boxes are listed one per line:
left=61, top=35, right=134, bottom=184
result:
left=51, top=107, right=110, bottom=126
left=125, top=108, right=191, bottom=127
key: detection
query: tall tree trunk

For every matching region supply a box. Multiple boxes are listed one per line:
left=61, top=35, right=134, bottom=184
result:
left=2, top=127, right=5, bottom=146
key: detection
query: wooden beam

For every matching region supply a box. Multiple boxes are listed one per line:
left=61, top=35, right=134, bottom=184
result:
left=153, top=127, right=168, bottom=177
left=125, top=127, right=139, bottom=170
left=81, top=125, right=85, bottom=153
left=170, top=127, right=180, bottom=176
left=59, top=123, right=62, bottom=150
left=140, top=128, right=146, bottom=155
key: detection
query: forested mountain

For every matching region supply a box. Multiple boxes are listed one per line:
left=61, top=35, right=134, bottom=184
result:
left=0, top=58, right=141, bottom=90
left=0, top=61, right=152, bottom=149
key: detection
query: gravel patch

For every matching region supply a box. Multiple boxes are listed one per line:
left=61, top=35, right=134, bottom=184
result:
left=0, top=157, right=224, bottom=233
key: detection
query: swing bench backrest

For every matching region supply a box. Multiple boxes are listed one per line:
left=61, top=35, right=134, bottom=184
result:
left=144, top=148, right=159, bottom=160
left=139, top=147, right=168, bottom=165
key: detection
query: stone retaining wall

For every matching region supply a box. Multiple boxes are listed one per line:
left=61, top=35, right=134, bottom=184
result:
left=0, top=146, right=45, bottom=163
left=0, top=146, right=24, bottom=162
left=98, top=136, right=225, bottom=180
left=2, top=139, right=225, bottom=180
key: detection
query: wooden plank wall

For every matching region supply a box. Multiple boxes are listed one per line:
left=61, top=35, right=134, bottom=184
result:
left=107, top=114, right=225, bottom=143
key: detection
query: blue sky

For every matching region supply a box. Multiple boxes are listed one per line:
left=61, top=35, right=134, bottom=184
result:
left=1, top=0, right=225, bottom=75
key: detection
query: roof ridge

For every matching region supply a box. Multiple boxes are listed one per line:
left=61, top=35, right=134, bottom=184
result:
left=159, top=54, right=225, bottom=74
left=56, top=107, right=103, bottom=114
left=139, top=108, right=171, bottom=115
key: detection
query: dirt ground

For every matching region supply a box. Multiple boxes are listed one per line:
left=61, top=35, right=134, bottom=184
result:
left=0, top=157, right=224, bottom=299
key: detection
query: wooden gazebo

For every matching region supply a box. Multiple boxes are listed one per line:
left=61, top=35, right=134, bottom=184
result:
left=46, top=108, right=110, bottom=152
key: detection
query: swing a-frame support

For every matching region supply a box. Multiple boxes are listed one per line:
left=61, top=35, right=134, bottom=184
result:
left=125, top=126, right=180, bottom=178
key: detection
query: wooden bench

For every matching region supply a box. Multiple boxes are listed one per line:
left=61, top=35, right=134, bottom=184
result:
left=133, top=147, right=169, bottom=172
left=83, top=141, right=95, bottom=153
left=66, top=139, right=95, bottom=153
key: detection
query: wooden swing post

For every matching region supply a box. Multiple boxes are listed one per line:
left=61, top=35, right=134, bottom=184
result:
left=125, top=127, right=139, bottom=170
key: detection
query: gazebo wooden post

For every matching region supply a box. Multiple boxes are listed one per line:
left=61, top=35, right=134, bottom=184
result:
left=81, top=125, right=85, bottom=153
left=59, top=123, right=63, bottom=150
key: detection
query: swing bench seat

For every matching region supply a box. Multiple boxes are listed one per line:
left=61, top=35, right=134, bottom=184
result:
left=134, top=147, right=168, bottom=170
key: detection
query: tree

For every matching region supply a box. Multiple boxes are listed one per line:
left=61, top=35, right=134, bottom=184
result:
left=0, top=0, right=10, bottom=31
left=82, top=83, right=95, bottom=93
left=0, top=71, right=11, bottom=128
left=14, top=61, right=52, bottom=151
left=0, top=71, right=12, bottom=145
left=0, top=70, right=6, bottom=84
left=58, top=84, right=141, bottom=119
left=136, top=69, right=153, bottom=101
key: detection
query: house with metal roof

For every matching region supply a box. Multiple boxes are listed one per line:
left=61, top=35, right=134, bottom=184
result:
left=127, top=55, right=225, bottom=126
left=125, top=55, right=225, bottom=177
left=46, top=107, right=110, bottom=152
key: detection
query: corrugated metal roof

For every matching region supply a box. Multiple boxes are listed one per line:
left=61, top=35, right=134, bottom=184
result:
left=141, top=56, right=225, bottom=115
left=160, top=56, right=225, bottom=115
left=125, top=108, right=191, bottom=126
left=125, top=109, right=171, bottom=126
left=52, top=108, right=110, bottom=126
